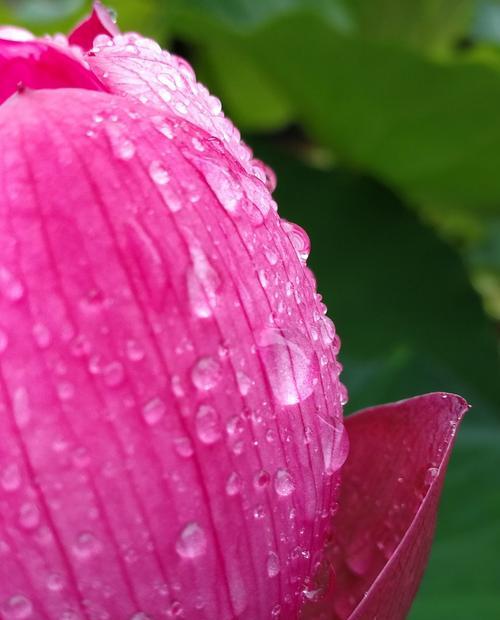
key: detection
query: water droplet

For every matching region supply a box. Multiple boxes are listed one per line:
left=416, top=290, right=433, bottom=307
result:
left=257, top=328, right=318, bottom=406
left=72, top=532, right=101, bottom=559
left=13, top=387, right=31, bottom=428
left=195, top=404, right=221, bottom=444
left=253, top=505, right=265, bottom=520
left=2, top=595, right=33, bottom=619
left=149, top=160, right=170, bottom=185
left=32, top=323, right=51, bottom=349
left=0, top=329, right=8, bottom=353
left=271, top=603, right=281, bottom=617
left=1, top=463, right=21, bottom=491
left=281, top=220, right=310, bottom=263
left=319, top=316, right=336, bottom=347
left=46, top=573, right=64, bottom=592
left=274, top=469, right=295, bottom=497
left=18, top=502, right=40, bottom=530
left=425, top=466, right=439, bottom=486
left=107, top=124, right=136, bottom=160
left=236, top=371, right=252, bottom=397
left=57, top=382, right=75, bottom=401
left=142, top=397, right=166, bottom=426
left=166, top=602, right=183, bottom=618
left=191, top=357, right=222, bottom=391
left=0, top=267, right=24, bottom=301
left=254, top=470, right=270, bottom=490
left=187, top=246, right=220, bottom=318
left=102, top=361, right=125, bottom=387
left=319, top=417, right=349, bottom=476
left=225, top=472, right=242, bottom=496
left=175, top=522, right=207, bottom=559
left=126, top=340, right=145, bottom=362
left=267, top=551, right=281, bottom=578
left=174, top=436, right=194, bottom=458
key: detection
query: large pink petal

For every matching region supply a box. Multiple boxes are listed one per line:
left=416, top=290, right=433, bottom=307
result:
left=0, top=87, right=346, bottom=618
left=69, top=2, right=120, bottom=51
left=0, top=39, right=106, bottom=104
left=304, top=393, right=468, bottom=620
left=85, top=33, right=276, bottom=190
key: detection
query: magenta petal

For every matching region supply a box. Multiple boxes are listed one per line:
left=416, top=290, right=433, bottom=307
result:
left=85, top=33, right=274, bottom=187
left=68, top=1, right=119, bottom=50
left=0, top=39, right=106, bottom=104
left=0, top=87, right=346, bottom=618
left=304, top=393, right=468, bottom=620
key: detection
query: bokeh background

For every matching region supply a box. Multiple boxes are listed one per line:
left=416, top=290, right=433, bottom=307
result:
left=1, top=0, right=500, bottom=617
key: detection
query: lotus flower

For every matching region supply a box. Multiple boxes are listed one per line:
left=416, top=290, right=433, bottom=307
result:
left=0, top=4, right=468, bottom=619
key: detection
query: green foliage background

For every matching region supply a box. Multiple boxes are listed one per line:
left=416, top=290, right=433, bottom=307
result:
left=1, top=0, right=499, bottom=616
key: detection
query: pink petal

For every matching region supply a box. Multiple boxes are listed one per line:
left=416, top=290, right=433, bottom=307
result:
left=0, top=39, right=106, bottom=104
left=303, top=393, right=468, bottom=620
left=0, top=87, right=346, bottom=618
left=68, top=1, right=120, bottom=51
left=85, top=33, right=275, bottom=190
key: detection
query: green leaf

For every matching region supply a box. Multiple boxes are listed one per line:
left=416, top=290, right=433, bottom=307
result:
left=190, top=40, right=294, bottom=131
left=0, top=0, right=170, bottom=40
left=166, top=6, right=500, bottom=212
left=347, top=0, right=475, bottom=50
left=409, top=425, right=500, bottom=619
left=251, top=139, right=500, bottom=420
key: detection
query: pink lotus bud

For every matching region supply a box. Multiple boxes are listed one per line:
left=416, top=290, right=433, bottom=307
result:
left=0, top=4, right=467, bottom=619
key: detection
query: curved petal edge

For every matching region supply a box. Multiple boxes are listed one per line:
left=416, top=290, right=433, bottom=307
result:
left=303, top=392, right=469, bottom=620
left=69, top=1, right=119, bottom=50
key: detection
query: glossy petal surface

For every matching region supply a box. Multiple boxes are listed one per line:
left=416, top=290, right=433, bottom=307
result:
left=304, top=393, right=468, bottom=620
left=0, top=87, right=346, bottom=619
left=69, top=2, right=120, bottom=51
left=0, top=39, right=105, bottom=104
left=85, top=33, right=275, bottom=187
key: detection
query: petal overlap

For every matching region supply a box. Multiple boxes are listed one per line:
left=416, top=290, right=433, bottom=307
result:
left=304, top=393, right=468, bottom=620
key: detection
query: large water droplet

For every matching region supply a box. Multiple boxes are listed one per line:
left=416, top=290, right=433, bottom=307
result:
left=257, top=328, right=318, bottom=406
left=175, top=522, right=207, bottom=559
left=191, top=357, right=222, bottom=391
left=195, top=404, right=221, bottom=444
left=319, top=417, right=349, bottom=476
left=274, top=469, right=295, bottom=497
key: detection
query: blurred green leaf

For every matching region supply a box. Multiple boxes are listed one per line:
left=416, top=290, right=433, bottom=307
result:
left=347, top=0, right=475, bottom=50
left=167, top=7, right=500, bottom=214
left=0, top=0, right=170, bottom=40
left=251, top=139, right=500, bottom=420
left=409, top=425, right=500, bottom=619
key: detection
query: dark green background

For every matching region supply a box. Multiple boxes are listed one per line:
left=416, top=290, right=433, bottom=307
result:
left=1, top=0, right=499, bottom=617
